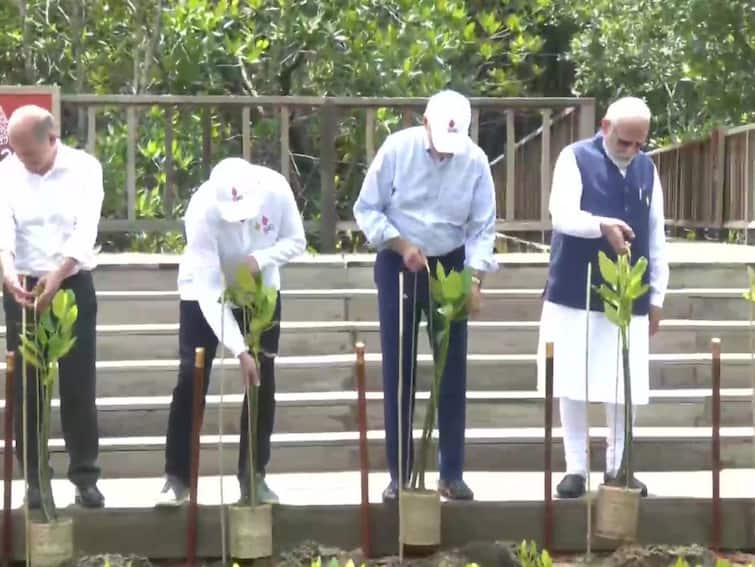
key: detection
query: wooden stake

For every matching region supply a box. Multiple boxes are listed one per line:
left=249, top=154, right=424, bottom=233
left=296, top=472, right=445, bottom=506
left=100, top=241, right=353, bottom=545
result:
left=544, top=342, right=554, bottom=552
left=355, top=341, right=371, bottom=558
left=187, top=347, right=206, bottom=566
left=711, top=338, right=721, bottom=552
left=2, top=352, right=14, bottom=567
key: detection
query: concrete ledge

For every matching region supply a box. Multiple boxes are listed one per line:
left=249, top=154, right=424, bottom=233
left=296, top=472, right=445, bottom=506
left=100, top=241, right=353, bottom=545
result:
left=4, top=497, right=754, bottom=559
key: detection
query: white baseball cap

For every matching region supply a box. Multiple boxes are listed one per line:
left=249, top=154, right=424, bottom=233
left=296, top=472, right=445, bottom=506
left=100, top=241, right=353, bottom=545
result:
left=424, top=90, right=472, bottom=154
left=211, top=157, right=265, bottom=222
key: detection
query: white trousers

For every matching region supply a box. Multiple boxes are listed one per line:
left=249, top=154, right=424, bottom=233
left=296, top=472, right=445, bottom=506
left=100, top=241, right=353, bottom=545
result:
left=560, top=398, right=637, bottom=477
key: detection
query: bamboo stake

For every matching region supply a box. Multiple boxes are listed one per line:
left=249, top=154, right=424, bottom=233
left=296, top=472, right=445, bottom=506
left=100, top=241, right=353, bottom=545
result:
left=711, top=337, right=722, bottom=552
left=217, top=305, right=227, bottom=565
left=354, top=341, right=371, bottom=558
left=3, top=352, right=15, bottom=567
left=544, top=342, right=554, bottom=552
left=397, top=270, right=404, bottom=561
left=21, top=276, right=30, bottom=567
left=584, top=262, right=593, bottom=559
left=187, top=347, right=206, bottom=566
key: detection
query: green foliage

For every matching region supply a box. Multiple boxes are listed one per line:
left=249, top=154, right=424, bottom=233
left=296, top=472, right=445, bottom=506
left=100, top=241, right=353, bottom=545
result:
left=221, top=264, right=279, bottom=506
left=18, top=288, right=78, bottom=523
left=593, top=250, right=649, bottom=486
left=410, top=264, right=474, bottom=490
left=516, top=540, right=553, bottom=567
left=594, top=251, right=649, bottom=340
left=742, top=266, right=755, bottom=303
left=0, top=0, right=554, bottom=252
left=552, top=0, right=755, bottom=145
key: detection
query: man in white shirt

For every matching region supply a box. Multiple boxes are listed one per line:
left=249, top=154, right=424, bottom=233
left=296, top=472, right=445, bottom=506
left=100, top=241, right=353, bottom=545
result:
left=156, top=157, right=306, bottom=506
left=537, top=97, right=669, bottom=498
left=0, top=105, right=105, bottom=508
left=353, top=90, right=498, bottom=501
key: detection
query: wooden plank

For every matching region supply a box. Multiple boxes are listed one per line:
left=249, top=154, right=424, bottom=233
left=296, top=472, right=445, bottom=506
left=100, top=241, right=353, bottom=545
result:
left=126, top=107, right=137, bottom=222
left=99, top=219, right=184, bottom=233
left=164, top=107, right=174, bottom=217
left=577, top=99, right=596, bottom=140
left=202, top=108, right=211, bottom=178
left=242, top=106, right=251, bottom=161
left=712, top=127, right=727, bottom=226
left=540, top=109, right=552, bottom=229
left=320, top=103, right=338, bottom=252
left=471, top=108, right=480, bottom=144
left=280, top=105, right=290, bottom=181
left=365, top=108, right=376, bottom=163
left=506, top=110, right=516, bottom=220
left=61, top=93, right=594, bottom=109
left=86, top=105, right=96, bottom=155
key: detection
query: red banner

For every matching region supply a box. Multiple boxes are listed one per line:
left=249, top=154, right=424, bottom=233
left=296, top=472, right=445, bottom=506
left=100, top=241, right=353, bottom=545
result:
left=0, top=86, right=61, bottom=162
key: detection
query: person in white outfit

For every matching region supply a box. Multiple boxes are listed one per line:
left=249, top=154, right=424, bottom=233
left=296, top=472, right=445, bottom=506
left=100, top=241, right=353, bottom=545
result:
left=537, top=96, right=669, bottom=498
left=156, top=157, right=306, bottom=506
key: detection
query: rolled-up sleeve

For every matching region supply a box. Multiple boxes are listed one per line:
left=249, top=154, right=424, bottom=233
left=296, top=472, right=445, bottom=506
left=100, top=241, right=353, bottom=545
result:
left=61, top=155, right=104, bottom=263
left=352, top=138, right=400, bottom=247
left=464, top=157, right=498, bottom=272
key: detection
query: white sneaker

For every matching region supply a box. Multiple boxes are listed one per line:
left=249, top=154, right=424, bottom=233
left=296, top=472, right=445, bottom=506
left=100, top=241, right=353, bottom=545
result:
left=155, top=477, right=188, bottom=508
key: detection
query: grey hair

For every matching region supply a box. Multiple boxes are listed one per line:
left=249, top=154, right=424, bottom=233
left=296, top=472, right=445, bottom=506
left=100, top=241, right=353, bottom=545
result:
left=604, top=97, right=652, bottom=122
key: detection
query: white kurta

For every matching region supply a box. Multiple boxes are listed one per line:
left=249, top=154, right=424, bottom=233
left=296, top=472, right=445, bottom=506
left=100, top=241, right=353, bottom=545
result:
left=536, top=144, right=669, bottom=405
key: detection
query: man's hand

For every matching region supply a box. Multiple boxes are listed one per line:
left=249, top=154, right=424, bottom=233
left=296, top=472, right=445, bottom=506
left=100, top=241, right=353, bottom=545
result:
left=467, top=283, right=481, bottom=318
left=2, top=274, right=34, bottom=308
left=401, top=245, right=427, bottom=272
left=35, top=270, right=65, bottom=313
left=388, top=237, right=427, bottom=272
left=238, top=351, right=260, bottom=387
left=649, top=305, right=662, bottom=337
left=600, top=219, right=635, bottom=255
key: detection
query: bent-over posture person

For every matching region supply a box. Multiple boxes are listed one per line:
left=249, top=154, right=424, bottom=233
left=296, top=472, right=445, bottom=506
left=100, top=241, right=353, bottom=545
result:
left=537, top=96, right=669, bottom=498
left=0, top=105, right=105, bottom=508
left=156, top=157, right=305, bottom=506
left=353, top=90, right=498, bottom=501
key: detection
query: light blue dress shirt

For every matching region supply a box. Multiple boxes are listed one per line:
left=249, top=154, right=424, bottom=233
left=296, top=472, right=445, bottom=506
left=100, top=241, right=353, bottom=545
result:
left=353, top=126, right=498, bottom=272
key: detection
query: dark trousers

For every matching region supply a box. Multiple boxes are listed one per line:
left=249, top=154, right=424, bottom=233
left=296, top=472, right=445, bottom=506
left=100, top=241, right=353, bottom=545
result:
left=164, top=295, right=281, bottom=485
left=2, top=271, right=100, bottom=488
left=374, top=247, right=468, bottom=483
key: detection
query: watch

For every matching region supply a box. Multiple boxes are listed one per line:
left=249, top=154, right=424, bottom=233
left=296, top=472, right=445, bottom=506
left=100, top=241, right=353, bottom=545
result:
left=471, top=275, right=482, bottom=288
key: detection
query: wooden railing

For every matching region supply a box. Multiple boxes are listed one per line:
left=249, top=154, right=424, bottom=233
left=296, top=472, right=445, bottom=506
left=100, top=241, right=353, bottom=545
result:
left=60, top=94, right=596, bottom=251
left=649, top=123, right=755, bottom=233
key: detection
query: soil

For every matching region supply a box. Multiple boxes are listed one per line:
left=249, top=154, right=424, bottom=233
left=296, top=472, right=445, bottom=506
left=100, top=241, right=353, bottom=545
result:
left=59, top=543, right=753, bottom=567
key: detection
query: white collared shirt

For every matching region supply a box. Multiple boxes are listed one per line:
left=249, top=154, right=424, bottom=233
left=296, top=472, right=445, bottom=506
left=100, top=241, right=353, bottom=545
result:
left=178, top=166, right=306, bottom=357
left=0, top=143, right=104, bottom=277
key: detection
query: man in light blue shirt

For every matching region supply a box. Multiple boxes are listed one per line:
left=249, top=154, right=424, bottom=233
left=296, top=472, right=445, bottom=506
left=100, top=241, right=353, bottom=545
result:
left=353, top=90, right=497, bottom=501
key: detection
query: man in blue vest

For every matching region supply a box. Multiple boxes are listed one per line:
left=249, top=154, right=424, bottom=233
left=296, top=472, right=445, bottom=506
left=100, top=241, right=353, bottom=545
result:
left=353, top=90, right=498, bottom=501
left=537, top=96, right=669, bottom=498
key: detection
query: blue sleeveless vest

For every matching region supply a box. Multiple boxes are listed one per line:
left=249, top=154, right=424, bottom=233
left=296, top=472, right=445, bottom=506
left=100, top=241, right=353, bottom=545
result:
left=544, top=134, right=655, bottom=315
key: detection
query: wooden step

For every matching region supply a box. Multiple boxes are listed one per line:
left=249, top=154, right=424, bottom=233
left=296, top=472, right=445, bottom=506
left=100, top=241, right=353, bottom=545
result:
left=3, top=287, right=750, bottom=325
left=0, top=352, right=750, bottom=397
left=5, top=388, right=754, bottom=439
left=10, top=425, right=753, bottom=478
left=1, top=319, right=750, bottom=359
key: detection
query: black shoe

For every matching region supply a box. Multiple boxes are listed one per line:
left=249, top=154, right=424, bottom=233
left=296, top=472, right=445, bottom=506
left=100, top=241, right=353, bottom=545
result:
left=25, top=486, right=41, bottom=509
left=382, top=480, right=398, bottom=502
left=556, top=474, right=586, bottom=498
left=75, top=484, right=104, bottom=508
left=603, top=473, right=648, bottom=497
left=438, top=479, right=474, bottom=501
